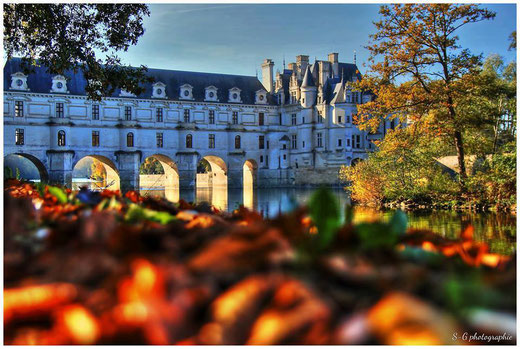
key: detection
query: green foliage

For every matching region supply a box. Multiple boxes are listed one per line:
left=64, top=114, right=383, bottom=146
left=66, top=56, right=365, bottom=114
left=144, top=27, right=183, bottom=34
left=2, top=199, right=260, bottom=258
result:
left=139, top=157, right=165, bottom=175
left=308, top=188, right=342, bottom=250
left=47, top=186, right=68, bottom=204
left=125, top=203, right=177, bottom=225
left=340, top=128, right=459, bottom=206
left=356, top=210, right=407, bottom=249
left=3, top=4, right=152, bottom=100
left=4, top=166, right=13, bottom=179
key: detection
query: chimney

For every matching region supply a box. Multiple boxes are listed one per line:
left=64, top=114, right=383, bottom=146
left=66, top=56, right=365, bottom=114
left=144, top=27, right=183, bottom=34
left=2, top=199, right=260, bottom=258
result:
left=328, top=52, right=338, bottom=63
left=328, top=52, right=339, bottom=77
left=288, top=62, right=296, bottom=71
left=261, top=59, right=275, bottom=93
left=296, top=55, right=309, bottom=78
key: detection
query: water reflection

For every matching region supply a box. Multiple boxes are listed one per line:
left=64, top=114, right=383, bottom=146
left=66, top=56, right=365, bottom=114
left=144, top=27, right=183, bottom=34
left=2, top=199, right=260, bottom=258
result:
left=138, top=186, right=516, bottom=255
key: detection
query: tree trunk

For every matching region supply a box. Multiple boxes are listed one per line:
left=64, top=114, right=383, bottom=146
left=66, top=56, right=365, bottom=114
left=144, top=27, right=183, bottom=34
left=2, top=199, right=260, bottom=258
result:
left=453, top=130, right=467, bottom=189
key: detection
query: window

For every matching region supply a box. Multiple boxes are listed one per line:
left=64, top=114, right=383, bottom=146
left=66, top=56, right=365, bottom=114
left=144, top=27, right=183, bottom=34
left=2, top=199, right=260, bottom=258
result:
left=235, top=135, right=241, bottom=149
left=302, top=141, right=306, bottom=148
left=279, top=113, right=282, bottom=125
left=15, top=128, right=24, bottom=145
left=265, top=155, right=269, bottom=165
left=56, top=103, right=64, bottom=118
left=232, top=111, right=238, bottom=125
left=156, top=108, right=163, bottom=122
left=92, top=104, right=99, bottom=120
left=259, top=112, right=264, bottom=126
left=302, top=116, right=305, bottom=124
left=338, top=139, right=342, bottom=147
left=259, top=135, right=265, bottom=149
left=352, top=135, right=361, bottom=148
left=15, top=101, right=23, bottom=117
left=186, top=134, right=193, bottom=148
left=346, top=115, right=350, bottom=123
left=125, top=106, right=132, bottom=120
left=209, top=134, right=215, bottom=149
left=266, top=141, right=270, bottom=149
left=209, top=110, right=215, bottom=124
left=291, top=134, right=297, bottom=149
left=92, top=131, right=99, bottom=147
left=184, top=109, right=190, bottom=123
left=260, top=155, right=264, bottom=163
left=283, top=154, right=287, bottom=160
left=390, top=119, right=395, bottom=129
left=291, top=113, right=297, bottom=125
left=317, top=110, right=323, bottom=123
left=338, top=115, right=342, bottom=123
left=127, top=132, right=134, bottom=147
left=283, top=144, right=287, bottom=150
left=58, top=130, right=66, bottom=146
left=347, top=138, right=351, bottom=147
left=156, top=133, right=163, bottom=148
left=317, top=133, right=323, bottom=147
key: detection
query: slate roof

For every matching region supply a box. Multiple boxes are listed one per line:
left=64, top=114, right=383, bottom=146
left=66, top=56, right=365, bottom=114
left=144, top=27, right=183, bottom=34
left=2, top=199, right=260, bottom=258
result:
left=301, top=66, right=315, bottom=88
left=4, top=58, right=275, bottom=105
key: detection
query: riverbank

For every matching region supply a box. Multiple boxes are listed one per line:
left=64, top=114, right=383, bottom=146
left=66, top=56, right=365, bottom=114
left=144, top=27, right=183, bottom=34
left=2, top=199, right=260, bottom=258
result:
left=381, top=198, right=516, bottom=213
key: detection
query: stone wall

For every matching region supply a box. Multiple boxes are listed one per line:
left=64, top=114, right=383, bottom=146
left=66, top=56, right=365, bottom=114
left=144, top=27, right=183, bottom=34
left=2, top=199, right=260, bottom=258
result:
left=293, top=167, right=343, bottom=187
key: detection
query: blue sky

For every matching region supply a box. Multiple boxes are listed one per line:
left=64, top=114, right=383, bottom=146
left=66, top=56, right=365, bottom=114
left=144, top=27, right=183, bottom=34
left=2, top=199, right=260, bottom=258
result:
left=116, top=4, right=517, bottom=76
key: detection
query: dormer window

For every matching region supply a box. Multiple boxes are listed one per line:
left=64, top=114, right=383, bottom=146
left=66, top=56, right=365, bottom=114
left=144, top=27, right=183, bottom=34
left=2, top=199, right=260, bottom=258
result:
left=152, top=82, right=166, bottom=98
left=255, top=89, right=267, bottom=104
left=205, top=86, right=218, bottom=102
left=180, top=84, right=194, bottom=100
left=228, top=87, right=242, bottom=103
left=11, top=72, right=29, bottom=91
left=51, top=75, right=68, bottom=93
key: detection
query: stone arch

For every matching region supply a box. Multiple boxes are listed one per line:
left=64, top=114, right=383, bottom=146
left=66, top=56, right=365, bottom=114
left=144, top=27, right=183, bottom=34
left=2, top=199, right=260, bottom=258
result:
left=139, top=154, right=180, bottom=202
left=72, top=155, right=120, bottom=191
left=196, top=155, right=228, bottom=210
left=196, top=155, right=227, bottom=187
left=350, top=158, right=362, bottom=167
left=4, top=152, right=49, bottom=182
left=243, top=159, right=258, bottom=188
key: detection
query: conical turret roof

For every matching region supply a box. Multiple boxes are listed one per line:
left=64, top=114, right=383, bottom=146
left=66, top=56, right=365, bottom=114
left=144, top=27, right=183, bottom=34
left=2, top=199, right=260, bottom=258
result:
left=301, top=66, right=315, bottom=88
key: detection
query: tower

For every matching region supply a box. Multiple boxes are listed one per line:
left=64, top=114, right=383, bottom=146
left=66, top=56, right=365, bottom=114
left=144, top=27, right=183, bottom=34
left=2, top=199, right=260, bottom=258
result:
left=300, top=66, right=317, bottom=108
left=261, top=59, right=274, bottom=93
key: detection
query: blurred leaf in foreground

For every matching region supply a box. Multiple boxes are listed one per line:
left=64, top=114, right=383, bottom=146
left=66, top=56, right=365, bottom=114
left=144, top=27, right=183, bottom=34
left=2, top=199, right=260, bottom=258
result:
left=47, top=186, right=68, bottom=204
left=308, top=188, right=342, bottom=250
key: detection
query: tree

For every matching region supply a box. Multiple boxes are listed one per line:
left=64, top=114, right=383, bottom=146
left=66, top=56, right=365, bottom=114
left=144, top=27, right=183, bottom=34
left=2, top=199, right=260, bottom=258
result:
left=139, top=158, right=165, bottom=175
left=356, top=4, right=495, bottom=189
left=4, top=4, right=153, bottom=100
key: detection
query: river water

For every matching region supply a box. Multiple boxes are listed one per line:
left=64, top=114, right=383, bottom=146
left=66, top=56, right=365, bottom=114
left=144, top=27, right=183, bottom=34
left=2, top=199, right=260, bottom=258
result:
left=139, top=186, right=516, bottom=255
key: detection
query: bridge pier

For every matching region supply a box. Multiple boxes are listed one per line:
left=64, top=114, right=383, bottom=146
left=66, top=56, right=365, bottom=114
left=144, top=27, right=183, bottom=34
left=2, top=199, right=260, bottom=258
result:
left=116, top=151, right=141, bottom=192
left=47, top=150, right=74, bottom=188
left=177, top=152, right=198, bottom=189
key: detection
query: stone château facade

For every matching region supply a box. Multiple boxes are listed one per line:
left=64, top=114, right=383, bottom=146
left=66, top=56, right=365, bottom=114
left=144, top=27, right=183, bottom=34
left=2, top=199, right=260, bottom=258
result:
left=3, top=53, right=396, bottom=191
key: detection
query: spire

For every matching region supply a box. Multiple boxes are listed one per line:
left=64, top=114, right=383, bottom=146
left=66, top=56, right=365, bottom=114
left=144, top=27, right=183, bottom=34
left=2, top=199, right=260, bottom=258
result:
left=301, top=66, right=315, bottom=88
left=354, top=50, right=357, bottom=65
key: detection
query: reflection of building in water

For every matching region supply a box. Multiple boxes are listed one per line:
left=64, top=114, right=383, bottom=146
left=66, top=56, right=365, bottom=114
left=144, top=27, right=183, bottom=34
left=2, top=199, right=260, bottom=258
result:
left=195, top=185, right=228, bottom=211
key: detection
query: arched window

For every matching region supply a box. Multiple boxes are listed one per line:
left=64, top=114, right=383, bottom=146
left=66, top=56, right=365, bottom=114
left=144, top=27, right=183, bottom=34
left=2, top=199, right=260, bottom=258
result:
left=127, top=132, right=134, bottom=147
left=57, top=130, right=66, bottom=146
left=186, top=134, right=193, bottom=148
left=235, top=135, right=241, bottom=149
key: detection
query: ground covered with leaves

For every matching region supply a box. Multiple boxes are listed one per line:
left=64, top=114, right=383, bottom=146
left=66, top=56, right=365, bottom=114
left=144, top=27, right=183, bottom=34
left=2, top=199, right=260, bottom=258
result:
left=4, top=180, right=516, bottom=345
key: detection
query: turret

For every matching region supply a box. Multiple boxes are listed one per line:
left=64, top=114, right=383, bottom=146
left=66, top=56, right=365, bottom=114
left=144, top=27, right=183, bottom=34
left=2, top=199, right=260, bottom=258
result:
left=300, top=66, right=317, bottom=108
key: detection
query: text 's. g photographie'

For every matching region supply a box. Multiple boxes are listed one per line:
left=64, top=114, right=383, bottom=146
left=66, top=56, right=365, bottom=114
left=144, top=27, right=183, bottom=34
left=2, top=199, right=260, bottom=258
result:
left=3, top=2, right=517, bottom=346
